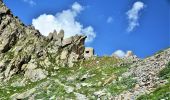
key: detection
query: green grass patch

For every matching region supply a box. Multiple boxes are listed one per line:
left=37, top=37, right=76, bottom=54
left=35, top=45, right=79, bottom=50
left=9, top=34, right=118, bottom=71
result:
left=137, top=83, right=170, bottom=100
left=159, top=62, right=170, bottom=80
left=0, top=56, right=134, bottom=99
left=106, top=76, right=136, bottom=95
left=0, top=75, right=47, bottom=100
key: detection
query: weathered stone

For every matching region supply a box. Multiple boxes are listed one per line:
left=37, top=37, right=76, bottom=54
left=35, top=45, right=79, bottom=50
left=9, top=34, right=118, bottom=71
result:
left=52, top=30, right=58, bottom=41
left=24, top=69, right=48, bottom=82
left=0, top=30, right=18, bottom=53
left=103, top=74, right=117, bottom=86
left=58, top=29, right=64, bottom=39
left=48, top=32, right=53, bottom=40
left=74, top=92, right=88, bottom=100
left=62, top=37, right=73, bottom=47
left=81, top=83, right=92, bottom=87
left=4, top=65, right=11, bottom=78
left=94, top=90, right=106, bottom=98
left=10, top=88, right=36, bottom=100
left=68, top=52, right=79, bottom=67
left=47, top=29, right=64, bottom=41
left=0, top=3, right=9, bottom=14
left=26, top=63, right=37, bottom=70
left=60, top=50, right=68, bottom=60
left=64, top=86, right=74, bottom=93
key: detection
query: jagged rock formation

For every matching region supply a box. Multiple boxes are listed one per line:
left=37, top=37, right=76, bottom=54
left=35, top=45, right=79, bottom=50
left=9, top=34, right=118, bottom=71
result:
left=0, top=0, right=86, bottom=82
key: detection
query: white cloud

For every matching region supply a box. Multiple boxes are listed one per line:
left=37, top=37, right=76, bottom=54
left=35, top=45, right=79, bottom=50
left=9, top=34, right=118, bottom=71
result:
left=107, top=16, right=113, bottom=23
left=23, top=0, right=36, bottom=6
left=126, top=1, right=145, bottom=32
left=82, top=26, right=96, bottom=42
left=71, top=2, right=84, bottom=13
left=32, top=2, right=96, bottom=43
left=113, top=50, right=126, bottom=58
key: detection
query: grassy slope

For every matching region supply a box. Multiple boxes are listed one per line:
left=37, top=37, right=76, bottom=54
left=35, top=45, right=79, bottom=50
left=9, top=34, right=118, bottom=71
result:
left=137, top=62, right=170, bottom=100
left=1, top=56, right=169, bottom=100
left=0, top=56, right=136, bottom=99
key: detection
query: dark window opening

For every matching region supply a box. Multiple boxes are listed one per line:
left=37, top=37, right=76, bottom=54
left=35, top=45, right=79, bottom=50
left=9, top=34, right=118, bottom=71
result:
left=86, top=51, right=89, bottom=54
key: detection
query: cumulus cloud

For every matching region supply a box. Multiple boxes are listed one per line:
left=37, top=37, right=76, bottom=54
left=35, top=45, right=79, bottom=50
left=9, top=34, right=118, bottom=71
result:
left=32, top=2, right=96, bottom=43
left=126, top=1, right=145, bottom=32
left=107, top=16, right=113, bottom=23
left=23, top=0, right=36, bottom=6
left=113, top=50, right=126, bottom=58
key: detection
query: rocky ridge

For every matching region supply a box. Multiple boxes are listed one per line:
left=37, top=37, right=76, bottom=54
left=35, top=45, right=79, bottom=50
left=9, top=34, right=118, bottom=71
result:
left=0, top=0, right=86, bottom=82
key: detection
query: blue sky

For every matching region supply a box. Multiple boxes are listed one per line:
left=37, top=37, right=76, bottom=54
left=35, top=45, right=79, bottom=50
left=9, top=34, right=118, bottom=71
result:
left=4, top=0, right=170, bottom=58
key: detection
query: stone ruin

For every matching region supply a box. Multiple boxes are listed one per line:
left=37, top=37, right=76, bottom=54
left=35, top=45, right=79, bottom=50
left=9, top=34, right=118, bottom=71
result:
left=83, top=48, right=135, bottom=59
left=84, top=47, right=94, bottom=59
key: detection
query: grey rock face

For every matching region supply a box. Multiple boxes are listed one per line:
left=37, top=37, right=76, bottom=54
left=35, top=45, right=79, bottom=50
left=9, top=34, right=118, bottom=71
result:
left=58, top=29, right=64, bottom=39
left=0, top=1, right=86, bottom=82
left=62, top=37, right=73, bottom=47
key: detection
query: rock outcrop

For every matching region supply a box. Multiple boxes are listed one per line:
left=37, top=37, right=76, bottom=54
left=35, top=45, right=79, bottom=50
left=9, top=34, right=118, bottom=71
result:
left=0, top=0, right=86, bottom=82
left=115, top=48, right=170, bottom=99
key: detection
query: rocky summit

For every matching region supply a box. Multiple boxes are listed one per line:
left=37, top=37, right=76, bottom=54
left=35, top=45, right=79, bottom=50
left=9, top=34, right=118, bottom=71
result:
left=0, top=0, right=170, bottom=100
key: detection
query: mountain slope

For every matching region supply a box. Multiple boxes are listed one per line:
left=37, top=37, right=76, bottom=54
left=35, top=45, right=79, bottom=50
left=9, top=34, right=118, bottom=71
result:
left=0, top=49, right=169, bottom=100
left=137, top=62, right=170, bottom=100
left=0, top=0, right=170, bottom=100
left=114, top=48, right=170, bottom=99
